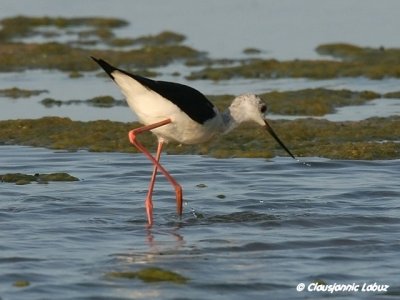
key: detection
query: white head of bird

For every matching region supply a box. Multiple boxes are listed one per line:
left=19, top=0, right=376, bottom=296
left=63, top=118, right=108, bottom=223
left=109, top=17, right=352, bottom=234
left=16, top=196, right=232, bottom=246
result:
left=222, top=93, right=296, bottom=160
left=223, top=93, right=267, bottom=133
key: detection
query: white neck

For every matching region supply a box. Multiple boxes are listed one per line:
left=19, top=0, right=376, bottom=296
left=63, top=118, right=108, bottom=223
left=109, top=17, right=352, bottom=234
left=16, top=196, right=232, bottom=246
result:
left=221, top=108, right=240, bottom=134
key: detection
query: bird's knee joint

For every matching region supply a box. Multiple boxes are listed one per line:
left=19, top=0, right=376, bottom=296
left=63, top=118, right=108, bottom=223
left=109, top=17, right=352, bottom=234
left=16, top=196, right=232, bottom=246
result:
left=128, top=130, right=137, bottom=144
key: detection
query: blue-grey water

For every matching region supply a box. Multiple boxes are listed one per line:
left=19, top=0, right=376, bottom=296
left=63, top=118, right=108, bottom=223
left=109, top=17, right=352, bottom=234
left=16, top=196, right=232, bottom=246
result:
left=1, top=146, right=399, bottom=299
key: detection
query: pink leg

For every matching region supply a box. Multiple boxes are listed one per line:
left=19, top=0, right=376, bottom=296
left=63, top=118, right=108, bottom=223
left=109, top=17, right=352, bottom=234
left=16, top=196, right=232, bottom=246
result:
left=128, top=119, right=183, bottom=225
left=144, top=140, right=164, bottom=225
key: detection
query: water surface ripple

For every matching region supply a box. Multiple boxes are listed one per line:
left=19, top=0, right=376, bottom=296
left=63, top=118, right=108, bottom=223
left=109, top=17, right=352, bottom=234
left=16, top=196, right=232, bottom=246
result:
left=0, top=146, right=399, bottom=299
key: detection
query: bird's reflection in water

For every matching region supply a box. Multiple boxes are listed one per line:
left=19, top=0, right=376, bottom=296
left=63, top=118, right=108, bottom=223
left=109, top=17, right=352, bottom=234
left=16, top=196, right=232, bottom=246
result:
left=145, top=221, right=185, bottom=256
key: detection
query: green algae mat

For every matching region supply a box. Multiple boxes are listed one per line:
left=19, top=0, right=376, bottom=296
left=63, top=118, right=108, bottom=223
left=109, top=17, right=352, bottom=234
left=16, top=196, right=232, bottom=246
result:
left=1, top=15, right=400, bottom=79
left=106, top=267, right=188, bottom=284
left=0, top=16, right=198, bottom=73
left=0, top=116, right=398, bottom=160
left=1, top=172, right=79, bottom=185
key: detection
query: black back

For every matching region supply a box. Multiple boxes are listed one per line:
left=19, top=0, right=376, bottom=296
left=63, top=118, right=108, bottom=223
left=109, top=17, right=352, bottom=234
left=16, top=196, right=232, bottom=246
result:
left=91, top=57, right=217, bottom=124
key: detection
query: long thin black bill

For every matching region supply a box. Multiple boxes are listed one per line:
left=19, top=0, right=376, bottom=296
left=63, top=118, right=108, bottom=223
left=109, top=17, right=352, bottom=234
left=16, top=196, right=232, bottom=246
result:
left=264, top=120, right=296, bottom=160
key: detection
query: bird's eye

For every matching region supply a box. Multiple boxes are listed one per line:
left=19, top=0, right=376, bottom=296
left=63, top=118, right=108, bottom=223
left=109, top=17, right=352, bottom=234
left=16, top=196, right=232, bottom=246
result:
left=260, top=104, right=267, bottom=113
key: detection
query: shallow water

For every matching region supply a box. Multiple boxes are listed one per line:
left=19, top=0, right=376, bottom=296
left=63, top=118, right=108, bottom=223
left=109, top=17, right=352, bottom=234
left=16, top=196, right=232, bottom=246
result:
left=1, top=145, right=399, bottom=299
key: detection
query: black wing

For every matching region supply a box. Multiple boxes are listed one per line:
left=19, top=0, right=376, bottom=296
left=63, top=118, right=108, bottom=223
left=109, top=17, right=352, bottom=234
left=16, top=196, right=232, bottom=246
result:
left=91, top=57, right=217, bottom=124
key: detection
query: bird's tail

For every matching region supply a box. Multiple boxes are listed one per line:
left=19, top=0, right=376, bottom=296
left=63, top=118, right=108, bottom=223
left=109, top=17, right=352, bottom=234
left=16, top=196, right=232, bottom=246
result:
left=91, top=56, right=117, bottom=80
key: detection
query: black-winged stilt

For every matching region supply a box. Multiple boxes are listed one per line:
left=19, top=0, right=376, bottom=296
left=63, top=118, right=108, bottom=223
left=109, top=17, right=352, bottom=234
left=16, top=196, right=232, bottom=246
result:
left=92, top=57, right=296, bottom=225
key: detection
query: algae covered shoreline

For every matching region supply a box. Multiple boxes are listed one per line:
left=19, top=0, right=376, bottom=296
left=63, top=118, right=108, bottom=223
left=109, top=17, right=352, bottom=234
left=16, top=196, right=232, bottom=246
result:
left=0, top=15, right=399, bottom=160
left=0, top=116, right=399, bottom=160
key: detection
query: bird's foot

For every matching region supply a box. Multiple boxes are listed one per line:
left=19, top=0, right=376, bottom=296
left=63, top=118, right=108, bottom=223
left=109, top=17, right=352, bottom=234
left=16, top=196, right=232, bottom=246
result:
left=145, top=197, right=154, bottom=226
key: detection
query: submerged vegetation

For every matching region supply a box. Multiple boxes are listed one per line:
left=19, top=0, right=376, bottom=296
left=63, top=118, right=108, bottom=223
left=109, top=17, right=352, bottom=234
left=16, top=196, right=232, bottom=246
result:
left=40, top=95, right=126, bottom=108
left=0, top=42, right=200, bottom=72
left=106, top=267, right=188, bottom=284
left=0, top=87, right=48, bottom=98
left=188, top=43, right=400, bottom=80
left=13, top=280, right=30, bottom=288
left=261, top=89, right=379, bottom=116
left=1, top=172, right=79, bottom=185
left=0, top=117, right=398, bottom=160
left=210, top=89, right=381, bottom=116
left=36, top=88, right=382, bottom=116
